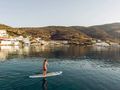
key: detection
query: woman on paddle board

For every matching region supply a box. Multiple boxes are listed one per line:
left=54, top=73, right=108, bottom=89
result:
left=43, top=59, right=48, bottom=77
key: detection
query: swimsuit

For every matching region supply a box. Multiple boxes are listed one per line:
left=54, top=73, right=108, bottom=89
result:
left=43, top=67, right=47, bottom=71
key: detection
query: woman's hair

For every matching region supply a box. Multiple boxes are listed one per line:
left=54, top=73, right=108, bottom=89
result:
left=44, top=59, right=47, bottom=62
left=43, top=59, right=47, bottom=65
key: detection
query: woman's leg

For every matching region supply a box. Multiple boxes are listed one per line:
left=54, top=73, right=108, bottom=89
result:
left=43, top=70, right=47, bottom=78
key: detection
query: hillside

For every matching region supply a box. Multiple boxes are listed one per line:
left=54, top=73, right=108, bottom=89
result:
left=19, top=26, right=91, bottom=44
left=90, top=23, right=120, bottom=41
left=0, top=23, right=120, bottom=43
left=0, top=24, right=12, bottom=29
left=71, top=23, right=120, bottom=42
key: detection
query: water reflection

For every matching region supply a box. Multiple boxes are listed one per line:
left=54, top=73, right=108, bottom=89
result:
left=0, top=46, right=19, bottom=61
left=0, top=45, right=120, bottom=61
left=42, top=78, right=48, bottom=90
left=88, top=46, right=120, bottom=60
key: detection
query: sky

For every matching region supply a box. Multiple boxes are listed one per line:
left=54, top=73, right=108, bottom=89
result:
left=0, top=0, right=120, bottom=27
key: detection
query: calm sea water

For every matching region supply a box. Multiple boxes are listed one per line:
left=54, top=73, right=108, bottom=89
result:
left=0, top=45, right=120, bottom=90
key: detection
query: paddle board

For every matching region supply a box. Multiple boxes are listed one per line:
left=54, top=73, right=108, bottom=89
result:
left=29, top=71, right=62, bottom=78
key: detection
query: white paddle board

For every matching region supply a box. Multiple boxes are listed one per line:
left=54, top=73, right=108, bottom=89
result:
left=29, top=71, right=62, bottom=78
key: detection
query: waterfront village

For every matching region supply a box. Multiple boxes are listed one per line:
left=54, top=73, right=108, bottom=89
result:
left=0, top=29, right=119, bottom=47
left=0, top=29, right=69, bottom=47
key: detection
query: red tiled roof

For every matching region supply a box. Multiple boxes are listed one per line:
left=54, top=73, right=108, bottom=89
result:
left=0, top=38, right=9, bottom=40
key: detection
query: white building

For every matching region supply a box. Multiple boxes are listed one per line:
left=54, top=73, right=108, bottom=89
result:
left=48, top=40, right=68, bottom=45
left=0, top=30, right=8, bottom=37
left=1, top=40, right=12, bottom=45
left=0, top=39, right=20, bottom=46
left=95, top=42, right=110, bottom=47
left=23, top=38, right=30, bottom=46
left=14, top=41, right=20, bottom=46
left=35, top=38, right=48, bottom=45
left=36, top=37, right=42, bottom=42
left=15, top=36, right=24, bottom=41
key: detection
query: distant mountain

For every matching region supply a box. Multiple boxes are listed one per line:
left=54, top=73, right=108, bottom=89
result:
left=19, top=26, right=90, bottom=44
left=0, top=23, right=120, bottom=43
left=89, top=23, right=120, bottom=41
left=0, top=24, right=27, bottom=37
left=0, top=24, right=12, bottom=29
left=71, top=23, right=120, bottom=42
